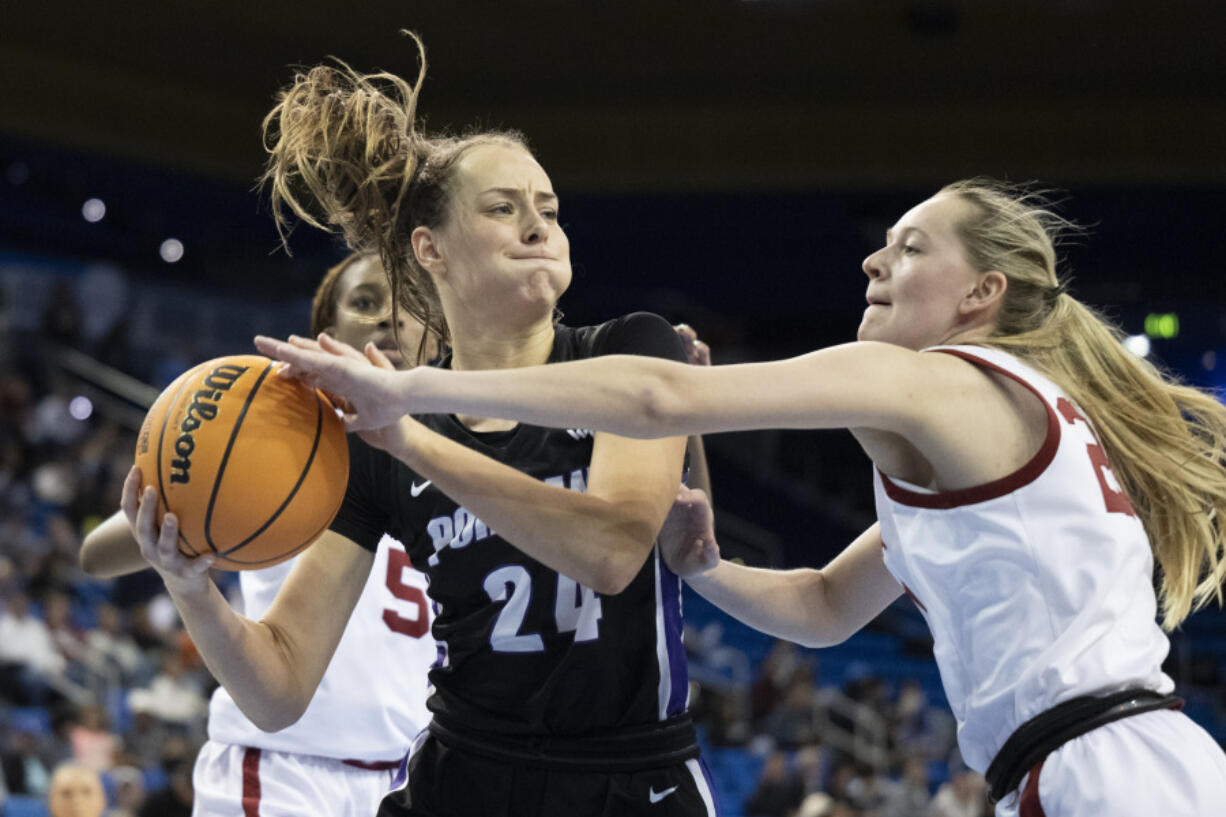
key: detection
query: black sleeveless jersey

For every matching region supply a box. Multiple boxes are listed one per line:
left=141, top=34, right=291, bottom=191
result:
left=329, top=313, right=698, bottom=769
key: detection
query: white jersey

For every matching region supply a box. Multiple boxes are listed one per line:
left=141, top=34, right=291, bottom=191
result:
left=207, top=535, right=435, bottom=762
left=872, top=345, right=1173, bottom=775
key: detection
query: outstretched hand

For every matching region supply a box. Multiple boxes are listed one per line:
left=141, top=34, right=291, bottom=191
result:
left=674, top=324, right=711, bottom=367
left=658, top=485, right=720, bottom=578
left=254, top=333, right=409, bottom=433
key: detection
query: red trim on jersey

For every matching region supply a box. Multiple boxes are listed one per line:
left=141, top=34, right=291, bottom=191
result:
left=1018, top=759, right=1046, bottom=817
left=241, top=748, right=261, bottom=817
left=877, top=348, right=1061, bottom=509
left=901, top=583, right=927, bottom=612
left=342, top=758, right=401, bottom=771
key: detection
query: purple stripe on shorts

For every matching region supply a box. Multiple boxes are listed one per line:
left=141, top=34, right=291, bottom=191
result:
left=659, top=559, right=688, bottom=716
left=697, top=757, right=722, bottom=816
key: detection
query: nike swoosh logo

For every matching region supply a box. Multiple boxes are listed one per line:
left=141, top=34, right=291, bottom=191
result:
left=648, top=785, right=679, bottom=804
left=410, top=480, right=432, bottom=497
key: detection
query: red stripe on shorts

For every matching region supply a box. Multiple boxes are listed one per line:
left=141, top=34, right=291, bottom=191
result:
left=1018, top=759, right=1046, bottom=817
left=241, top=747, right=262, bottom=817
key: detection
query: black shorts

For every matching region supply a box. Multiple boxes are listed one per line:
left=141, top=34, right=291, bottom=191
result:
left=378, top=734, right=719, bottom=817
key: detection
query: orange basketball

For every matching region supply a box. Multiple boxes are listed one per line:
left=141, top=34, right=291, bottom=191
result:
left=134, top=354, right=349, bottom=570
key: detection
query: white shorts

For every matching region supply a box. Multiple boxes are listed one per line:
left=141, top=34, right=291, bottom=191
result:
left=996, top=709, right=1226, bottom=817
left=192, top=740, right=402, bottom=817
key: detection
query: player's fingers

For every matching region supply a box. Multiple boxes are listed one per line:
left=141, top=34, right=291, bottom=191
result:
left=157, top=513, right=179, bottom=557
left=286, top=334, right=324, bottom=352
left=364, top=343, right=396, bottom=371
left=135, top=486, right=159, bottom=545
left=318, top=333, right=369, bottom=363
left=254, top=334, right=299, bottom=360
left=693, top=341, right=711, bottom=366
left=121, top=466, right=142, bottom=522
left=187, top=552, right=216, bottom=576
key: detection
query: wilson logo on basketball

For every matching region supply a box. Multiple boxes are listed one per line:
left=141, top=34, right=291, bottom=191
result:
left=169, top=364, right=248, bottom=485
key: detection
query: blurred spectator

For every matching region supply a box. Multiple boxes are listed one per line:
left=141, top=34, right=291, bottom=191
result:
left=47, top=763, right=105, bottom=817
left=122, top=708, right=177, bottom=771
left=104, top=764, right=146, bottom=817
left=86, top=604, right=149, bottom=685
left=825, top=759, right=860, bottom=810
left=126, top=653, right=206, bottom=727
left=137, top=755, right=192, bottom=817
left=68, top=704, right=118, bottom=773
left=751, top=640, right=809, bottom=722
left=796, top=791, right=835, bottom=817
left=45, top=591, right=112, bottom=688
left=844, top=763, right=890, bottom=815
left=880, top=756, right=932, bottom=817
left=794, top=742, right=827, bottom=796
left=762, top=674, right=821, bottom=750
left=926, top=769, right=987, bottom=817
left=744, top=750, right=804, bottom=817
left=1, top=729, right=52, bottom=796
left=0, top=591, right=67, bottom=704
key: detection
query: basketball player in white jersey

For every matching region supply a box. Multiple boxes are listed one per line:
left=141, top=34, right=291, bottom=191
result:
left=82, top=254, right=438, bottom=816
left=263, top=181, right=1226, bottom=816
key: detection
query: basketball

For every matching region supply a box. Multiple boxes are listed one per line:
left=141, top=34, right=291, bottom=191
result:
left=134, top=354, right=349, bottom=570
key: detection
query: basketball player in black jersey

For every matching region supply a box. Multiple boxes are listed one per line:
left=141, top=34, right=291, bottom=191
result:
left=127, top=41, right=719, bottom=817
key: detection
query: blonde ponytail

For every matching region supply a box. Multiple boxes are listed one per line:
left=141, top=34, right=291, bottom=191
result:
left=943, top=179, right=1226, bottom=629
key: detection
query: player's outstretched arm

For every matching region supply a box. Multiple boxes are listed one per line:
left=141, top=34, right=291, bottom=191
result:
left=403, top=341, right=938, bottom=440
left=121, top=467, right=373, bottom=731
left=81, top=508, right=151, bottom=579
left=256, top=335, right=939, bottom=441
left=660, top=489, right=901, bottom=648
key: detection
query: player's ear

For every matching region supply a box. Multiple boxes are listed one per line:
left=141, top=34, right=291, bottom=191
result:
left=411, top=226, right=445, bottom=280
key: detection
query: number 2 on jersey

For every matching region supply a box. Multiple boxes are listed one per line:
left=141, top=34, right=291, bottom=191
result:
left=1057, top=397, right=1136, bottom=517
left=484, top=567, right=603, bottom=653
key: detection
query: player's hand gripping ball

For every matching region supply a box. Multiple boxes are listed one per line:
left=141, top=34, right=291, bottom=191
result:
left=134, top=355, right=348, bottom=570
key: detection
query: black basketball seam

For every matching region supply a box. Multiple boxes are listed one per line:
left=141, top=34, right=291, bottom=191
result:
left=220, top=412, right=348, bottom=566
left=217, top=388, right=325, bottom=558
left=218, top=465, right=346, bottom=566
left=154, top=370, right=205, bottom=556
left=204, top=362, right=274, bottom=553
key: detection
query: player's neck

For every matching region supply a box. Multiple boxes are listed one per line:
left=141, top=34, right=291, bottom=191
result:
left=448, top=318, right=555, bottom=373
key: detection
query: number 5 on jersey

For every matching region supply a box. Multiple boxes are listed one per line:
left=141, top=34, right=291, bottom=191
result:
left=483, top=566, right=603, bottom=653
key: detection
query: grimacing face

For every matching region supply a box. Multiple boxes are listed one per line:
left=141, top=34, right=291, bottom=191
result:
left=858, top=194, right=984, bottom=351
left=429, top=144, right=572, bottom=326
left=327, top=255, right=435, bottom=368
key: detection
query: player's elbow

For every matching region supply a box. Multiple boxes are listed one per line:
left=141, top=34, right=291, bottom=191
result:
left=79, top=542, right=104, bottom=576
left=589, top=554, right=639, bottom=596
left=248, top=701, right=307, bottom=733
left=637, top=382, right=687, bottom=439
left=79, top=538, right=117, bottom=578
left=589, top=529, right=657, bottom=595
left=788, top=570, right=857, bottom=649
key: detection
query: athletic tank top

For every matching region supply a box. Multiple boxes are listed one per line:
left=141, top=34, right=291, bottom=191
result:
left=873, top=345, right=1173, bottom=773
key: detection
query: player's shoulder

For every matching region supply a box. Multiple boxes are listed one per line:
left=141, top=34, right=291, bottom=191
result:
left=562, top=312, right=683, bottom=362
